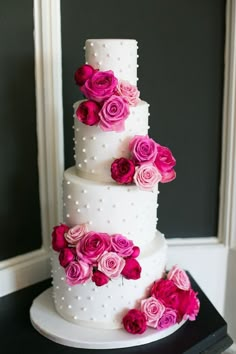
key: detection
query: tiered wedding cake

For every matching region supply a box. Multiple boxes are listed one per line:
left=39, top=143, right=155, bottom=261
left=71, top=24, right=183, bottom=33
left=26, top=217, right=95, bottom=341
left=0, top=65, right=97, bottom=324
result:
left=48, top=39, right=199, bottom=345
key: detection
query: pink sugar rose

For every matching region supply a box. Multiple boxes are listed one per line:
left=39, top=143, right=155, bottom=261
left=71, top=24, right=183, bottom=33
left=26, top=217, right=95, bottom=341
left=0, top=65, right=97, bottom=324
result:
left=167, top=265, right=191, bottom=291
left=158, top=308, right=178, bottom=330
left=51, top=224, right=69, bottom=252
left=129, top=135, right=157, bottom=164
left=121, top=258, right=142, bottom=280
left=151, top=279, right=180, bottom=312
left=111, top=234, right=134, bottom=257
left=98, top=252, right=125, bottom=278
left=76, top=100, right=100, bottom=126
left=161, top=169, right=176, bottom=183
left=123, top=309, right=147, bottom=334
left=134, top=163, right=162, bottom=191
left=116, top=80, right=140, bottom=106
left=59, top=248, right=76, bottom=268
left=92, top=270, right=110, bottom=286
left=65, top=260, right=92, bottom=285
left=81, top=70, right=118, bottom=102
left=141, top=296, right=165, bottom=328
left=99, top=95, right=130, bottom=132
left=111, top=158, right=135, bottom=184
left=74, top=64, right=96, bottom=86
left=64, top=223, right=88, bottom=246
left=130, top=246, right=140, bottom=258
left=178, top=289, right=200, bottom=321
left=76, top=231, right=111, bottom=265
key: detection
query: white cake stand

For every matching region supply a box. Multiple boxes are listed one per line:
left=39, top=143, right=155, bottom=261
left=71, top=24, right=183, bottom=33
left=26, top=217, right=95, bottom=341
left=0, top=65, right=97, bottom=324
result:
left=30, top=287, right=186, bottom=349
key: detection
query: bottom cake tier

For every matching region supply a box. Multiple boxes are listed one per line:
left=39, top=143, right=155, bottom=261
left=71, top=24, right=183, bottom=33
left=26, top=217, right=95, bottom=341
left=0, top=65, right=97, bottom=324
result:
left=51, top=230, right=167, bottom=330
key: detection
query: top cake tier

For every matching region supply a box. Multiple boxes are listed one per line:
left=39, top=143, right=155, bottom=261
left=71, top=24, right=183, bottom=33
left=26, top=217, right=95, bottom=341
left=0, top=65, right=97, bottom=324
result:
left=85, top=39, right=138, bottom=86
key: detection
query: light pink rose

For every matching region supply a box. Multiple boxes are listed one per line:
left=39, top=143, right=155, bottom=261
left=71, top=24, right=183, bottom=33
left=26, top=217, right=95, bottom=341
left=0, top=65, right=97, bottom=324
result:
left=157, top=308, right=178, bottom=330
left=141, top=296, right=165, bottom=328
left=111, top=234, right=134, bottom=257
left=167, top=265, right=191, bottom=291
left=134, top=164, right=162, bottom=191
left=161, top=169, right=176, bottom=183
left=65, top=224, right=88, bottom=246
left=116, top=80, right=140, bottom=106
left=98, top=252, right=125, bottom=278
left=99, top=95, right=129, bottom=132
left=80, top=70, right=118, bottom=102
left=65, top=260, right=92, bottom=285
left=129, top=135, right=157, bottom=164
left=76, top=231, right=111, bottom=265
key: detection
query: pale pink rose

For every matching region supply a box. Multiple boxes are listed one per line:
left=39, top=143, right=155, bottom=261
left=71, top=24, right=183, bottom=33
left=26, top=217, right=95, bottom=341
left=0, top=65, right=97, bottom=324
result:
left=134, top=164, right=162, bottom=191
left=141, top=296, right=165, bottom=328
left=167, top=265, right=191, bottom=291
left=65, top=224, right=88, bottom=246
left=157, top=308, right=178, bottom=330
left=65, top=260, right=92, bottom=285
left=111, top=234, right=134, bottom=257
left=129, top=135, right=157, bottom=164
left=155, top=144, right=176, bottom=173
left=116, top=80, right=140, bottom=106
left=80, top=70, right=118, bottom=102
left=98, top=252, right=125, bottom=278
left=161, top=169, right=176, bottom=183
left=99, top=95, right=129, bottom=132
left=76, top=231, right=111, bottom=265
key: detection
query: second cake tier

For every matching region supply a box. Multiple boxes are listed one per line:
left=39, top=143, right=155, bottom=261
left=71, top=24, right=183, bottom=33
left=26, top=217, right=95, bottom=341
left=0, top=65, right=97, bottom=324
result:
left=64, top=167, right=159, bottom=250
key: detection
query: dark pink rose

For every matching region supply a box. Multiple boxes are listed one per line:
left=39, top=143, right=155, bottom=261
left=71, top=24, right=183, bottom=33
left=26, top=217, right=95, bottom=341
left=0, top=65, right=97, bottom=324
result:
left=116, top=80, right=140, bottom=106
left=76, top=100, right=100, bottom=126
left=59, top=248, right=76, bottom=268
left=76, top=231, right=111, bottom=265
left=141, top=296, right=165, bottom=328
left=121, top=258, right=142, bottom=280
left=151, top=279, right=180, bottom=311
left=64, top=223, right=88, bottom=246
left=65, top=260, right=92, bottom=285
left=51, top=224, right=69, bottom=252
left=99, top=95, right=129, bottom=132
left=81, top=70, right=118, bottom=102
left=167, top=265, right=191, bottom=291
left=92, top=270, right=109, bottom=286
left=178, top=289, right=200, bottom=321
left=130, top=246, right=140, bottom=258
left=111, top=158, right=135, bottom=184
left=111, top=234, right=134, bottom=257
left=161, top=169, right=176, bottom=183
left=155, top=144, right=176, bottom=173
left=123, top=309, right=147, bottom=334
left=129, top=135, right=157, bottom=164
left=158, top=308, right=178, bottom=330
left=74, top=64, right=96, bottom=86
left=98, top=252, right=125, bottom=278
left=134, top=163, right=162, bottom=191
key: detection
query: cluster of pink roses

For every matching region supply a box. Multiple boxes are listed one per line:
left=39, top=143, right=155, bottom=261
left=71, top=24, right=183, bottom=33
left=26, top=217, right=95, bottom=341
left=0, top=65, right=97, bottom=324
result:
left=123, top=265, right=200, bottom=334
left=52, top=223, right=142, bottom=287
left=111, top=135, right=176, bottom=190
left=74, top=64, right=140, bottom=132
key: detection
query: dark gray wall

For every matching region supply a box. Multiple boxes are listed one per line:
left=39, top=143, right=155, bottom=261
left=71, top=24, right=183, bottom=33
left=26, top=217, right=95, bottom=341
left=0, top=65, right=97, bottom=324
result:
left=61, top=0, right=225, bottom=238
left=0, top=1, right=42, bottom=260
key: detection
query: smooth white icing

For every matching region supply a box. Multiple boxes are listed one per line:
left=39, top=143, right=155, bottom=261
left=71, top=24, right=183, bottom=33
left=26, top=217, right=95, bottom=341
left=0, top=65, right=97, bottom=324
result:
left=63, top=167, right=158, bottom=250
left=52, top=231, right=167, bottom=329
left=73, top=100, right=149, bottom=182
left=85, top=39, right=138, bottom=85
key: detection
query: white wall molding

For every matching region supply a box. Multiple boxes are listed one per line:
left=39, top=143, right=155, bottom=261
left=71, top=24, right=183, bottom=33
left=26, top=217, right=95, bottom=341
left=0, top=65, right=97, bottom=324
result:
left=0, top=0, right=64, bottom=297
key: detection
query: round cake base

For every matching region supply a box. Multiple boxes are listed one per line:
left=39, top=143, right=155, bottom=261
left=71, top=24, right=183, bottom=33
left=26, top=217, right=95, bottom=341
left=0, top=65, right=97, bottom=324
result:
left=30, top=287, right=186, bottom=349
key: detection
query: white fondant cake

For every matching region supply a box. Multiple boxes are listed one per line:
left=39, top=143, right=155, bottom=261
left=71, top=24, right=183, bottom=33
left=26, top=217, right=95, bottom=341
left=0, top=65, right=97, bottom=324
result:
left=51, top=39, right=167, bottom=330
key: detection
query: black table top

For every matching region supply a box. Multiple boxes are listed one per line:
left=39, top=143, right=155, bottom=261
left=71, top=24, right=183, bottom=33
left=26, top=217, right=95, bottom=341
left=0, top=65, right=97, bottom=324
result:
left=0, top=274, right=233, bottom=354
